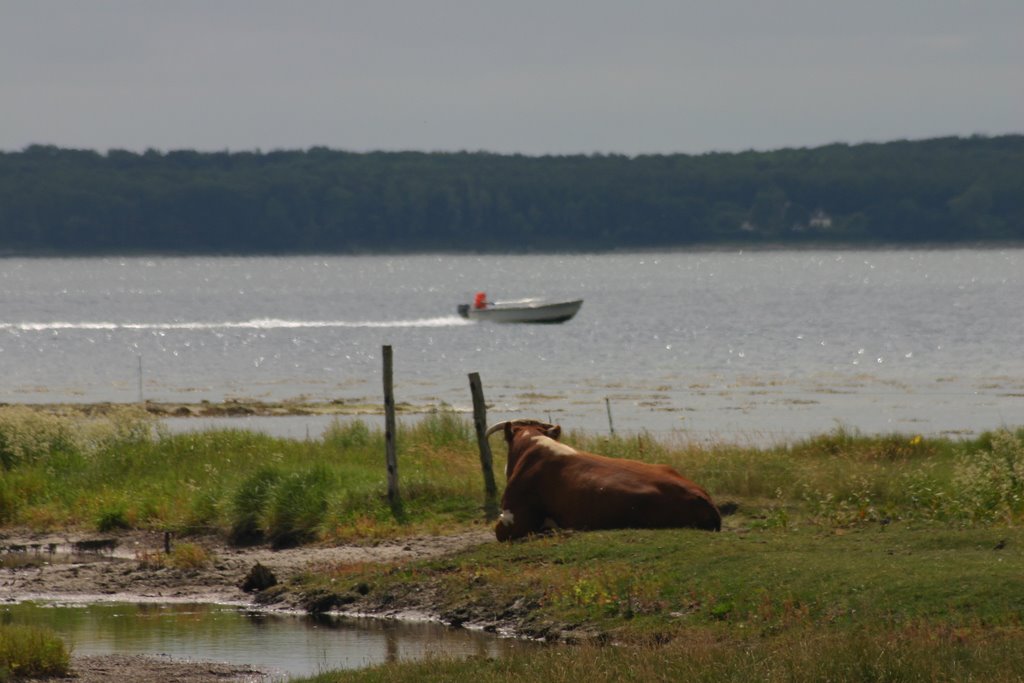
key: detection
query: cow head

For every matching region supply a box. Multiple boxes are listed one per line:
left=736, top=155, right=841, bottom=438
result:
left=485, top=418, right=562, bottom=478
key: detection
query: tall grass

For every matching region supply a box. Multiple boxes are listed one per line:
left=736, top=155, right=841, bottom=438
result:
left=2, top=406, right=1023, bottom=542
left=263, top=465, right=337, bottom=548
left=0, top=625, right=70, bottom=682
left=570, top=425, right=1024, bottom=528
left=228, top=466, right=283, bottom=545
left=0, top=407, right=489, bottom=541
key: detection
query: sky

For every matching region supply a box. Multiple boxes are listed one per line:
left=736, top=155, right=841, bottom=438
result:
left=1, top=0, right=1021, bottom=156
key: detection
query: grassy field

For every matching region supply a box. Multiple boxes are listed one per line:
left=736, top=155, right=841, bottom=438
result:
left=294, top=626, right=1024, bottom=683
left=285, top=524, right=1024, bottom=681
left=3, top=406, right=1024, bottom=681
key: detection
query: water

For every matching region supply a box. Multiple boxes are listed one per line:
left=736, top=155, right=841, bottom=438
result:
left=2, top=250, right=1023, bottom=441
left=1, top=601, right=529, bottom=679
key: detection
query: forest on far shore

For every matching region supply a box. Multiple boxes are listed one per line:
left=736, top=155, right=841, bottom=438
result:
left=1, top=135, right=1022, bottom=254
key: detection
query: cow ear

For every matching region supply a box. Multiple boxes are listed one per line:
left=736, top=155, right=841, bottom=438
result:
left=546, top=425, right=562, bottom=440
left=504, top=421, right=513, bottom=442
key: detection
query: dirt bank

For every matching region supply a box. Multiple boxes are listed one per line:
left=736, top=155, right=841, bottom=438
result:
left=3, top=529, right=487, bottom=604
left=2, top=528, right=494, bottom=681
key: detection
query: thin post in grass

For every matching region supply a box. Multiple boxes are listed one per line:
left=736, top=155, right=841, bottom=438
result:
left=382, top=345, right=400, bottom=507
left=606, top=397, right=615, bottom=436
left=468, top=372, right=498, bottom=520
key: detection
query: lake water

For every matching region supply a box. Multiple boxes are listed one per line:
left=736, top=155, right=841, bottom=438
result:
left=2, top=249, right=1022, bottom=442
left=0, top=601, right=530, bottom=679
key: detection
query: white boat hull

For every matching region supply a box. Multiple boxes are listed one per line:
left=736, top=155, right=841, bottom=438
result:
left=457, top=299, right=583, bottom=324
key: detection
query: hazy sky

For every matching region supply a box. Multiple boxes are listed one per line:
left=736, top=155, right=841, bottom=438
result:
left=2, top=1, right=1021, bottom=155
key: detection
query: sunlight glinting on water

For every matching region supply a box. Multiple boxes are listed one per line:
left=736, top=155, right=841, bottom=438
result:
left=2, top=250, right=1022, bottom=438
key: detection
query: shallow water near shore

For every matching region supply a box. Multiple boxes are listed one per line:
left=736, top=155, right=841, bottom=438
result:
left=1, top=600, right=529, bottom=679
left=3, top=249, right=1023, bottom=441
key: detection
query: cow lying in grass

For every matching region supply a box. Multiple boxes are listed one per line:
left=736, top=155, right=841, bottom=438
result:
left=486, top=419, right=721, bottom=541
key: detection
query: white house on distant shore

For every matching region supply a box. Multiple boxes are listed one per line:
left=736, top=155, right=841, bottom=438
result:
left=809, top=210, right=833, bottom=229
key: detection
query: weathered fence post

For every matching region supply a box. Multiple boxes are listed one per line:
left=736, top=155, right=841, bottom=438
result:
left=382, top=345, right=400, bottom=507
left=468, top=372, right=498, bottom=519
left=606, top=397, right=615, bottom=436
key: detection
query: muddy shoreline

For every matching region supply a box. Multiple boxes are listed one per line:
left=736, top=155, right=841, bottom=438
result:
left=10, top=398, right=445, bottom=420
left=2, top=528, right=496, bottom=681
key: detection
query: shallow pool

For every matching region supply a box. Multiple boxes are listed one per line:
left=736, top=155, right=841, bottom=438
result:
left=1, top=601, right=531, bottom=679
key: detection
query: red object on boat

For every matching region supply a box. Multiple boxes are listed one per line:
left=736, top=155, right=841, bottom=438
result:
left=474, top=292, right=488, bottom=309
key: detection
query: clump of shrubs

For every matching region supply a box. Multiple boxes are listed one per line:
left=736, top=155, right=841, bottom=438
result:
left=805, top=429, right=1024, bottom=527
left=228, top=467, right=283, bottom=545
left=228, top=465, right=337, bottom=548
left=263, top=466, right=336, bottom=549
left=951, top=429, right=1024, bottom=524
left=136, top=541, right=212, bottom=570
left=0, top=408, right=78, bottom=470
left=0, top=624, right=71, bottom=681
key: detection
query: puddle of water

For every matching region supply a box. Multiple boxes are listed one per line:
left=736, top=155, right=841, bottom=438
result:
left=162, top=414, right=364, bottom=440
left=1, top=601, right=532, bottom=679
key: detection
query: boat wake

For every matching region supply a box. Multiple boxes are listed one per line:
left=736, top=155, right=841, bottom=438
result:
left=1, top=316, right=472, bottom=331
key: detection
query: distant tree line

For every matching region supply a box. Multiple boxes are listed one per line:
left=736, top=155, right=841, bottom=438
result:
left=1, top=135, right=1022, bottom=254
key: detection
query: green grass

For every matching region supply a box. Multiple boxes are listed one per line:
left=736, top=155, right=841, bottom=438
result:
left=0, top=406, right=491, bottom=541
left=293, top=524, right=1024, bottom=637
left=296, top=625, right=1024, bottom=682
left=582, top=425, right=1024, bottom=527
left=5, top=407, right=1024, bottom=681
left=3, top=408, right=1023, bottom=542
left=0, top=625, right=71, bottom=682
left=289, top=524, right=1024, bottom=682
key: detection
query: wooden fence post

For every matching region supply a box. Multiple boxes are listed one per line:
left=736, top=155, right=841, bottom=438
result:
left=468, top=372, right=498, bottom=519
left=382, top=345, right=400, bottom=507
left=468, top=372, right=496, bottom=494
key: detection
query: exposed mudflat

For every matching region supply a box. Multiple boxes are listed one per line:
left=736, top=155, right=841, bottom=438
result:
left=2, top=529, right=491, bottom=605
left=20, top=654, right=266, bottom=683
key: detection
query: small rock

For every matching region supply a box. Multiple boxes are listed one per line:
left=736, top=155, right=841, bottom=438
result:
left=302, top=589, right=355, bottom=614
left=240, top=562, right=278, bottom=593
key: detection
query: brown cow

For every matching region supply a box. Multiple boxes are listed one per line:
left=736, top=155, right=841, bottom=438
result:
left=487, top=419, right=721, bottom=541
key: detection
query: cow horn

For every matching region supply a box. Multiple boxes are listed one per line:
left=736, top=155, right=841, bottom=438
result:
left=484, top=418, right=555, bottom=439
left=484, top=421, right=509, bottom=439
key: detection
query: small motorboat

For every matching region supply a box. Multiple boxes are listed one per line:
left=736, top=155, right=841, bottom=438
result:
left=457, top=292, right=583, bottom=324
